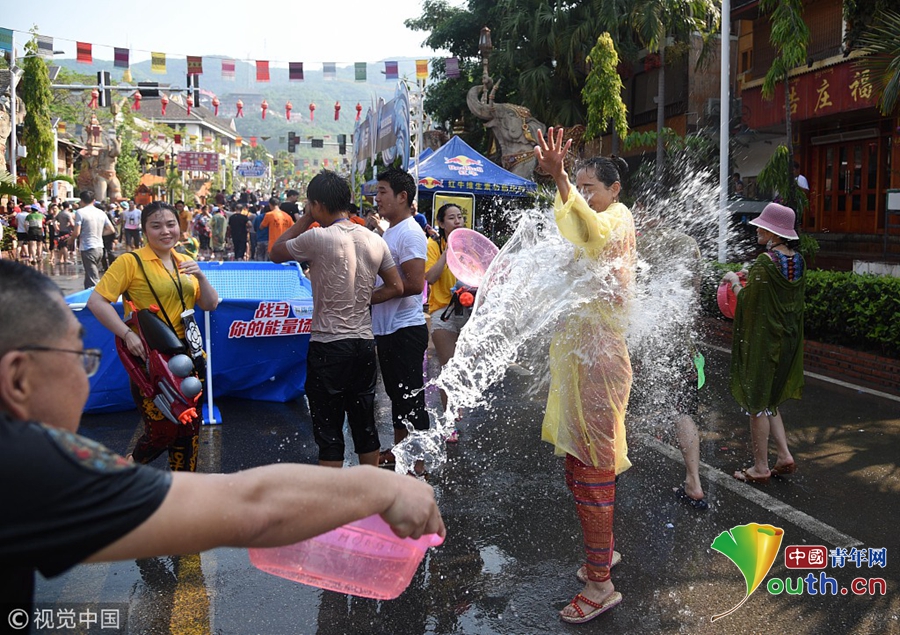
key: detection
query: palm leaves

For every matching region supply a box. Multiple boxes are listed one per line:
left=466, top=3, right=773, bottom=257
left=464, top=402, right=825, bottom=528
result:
left=855, top=9, right=900, bottom=116
left=0, top=170, right=76, bottom=205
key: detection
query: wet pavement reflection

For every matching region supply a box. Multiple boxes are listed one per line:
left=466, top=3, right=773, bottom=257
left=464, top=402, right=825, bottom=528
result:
left=35, top=346, right=899, bottom=634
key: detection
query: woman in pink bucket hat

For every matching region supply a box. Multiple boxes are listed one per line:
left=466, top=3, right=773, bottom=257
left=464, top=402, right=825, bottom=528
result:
left=721, top=202, right=805, bottom=484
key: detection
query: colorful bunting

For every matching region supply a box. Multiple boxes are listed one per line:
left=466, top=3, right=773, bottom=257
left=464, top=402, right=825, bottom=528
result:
left=141, top=131, right=150, bottom=143
left=187, top=56, right=203, bottom=75
left=256, top=60, right=270, bottom=82
left=89, top=88, right=99, bottom=109
left=261, top=100, right=268, bottom=120
left=355, top=103, right=362, bottom=121
left=114, top=47, right=129, bottom=69
left=36, top=34, right=53, bottom=57
left=222, top=59, right=235, bottom=80
left=355, top=62, right=366, bottom=82
left=309, top=103, right=315, bottom=122
left=323, top=62, right=336, bottom=80
left=416, top=59, right=428, bottom=80
left=334, top=102, right=341, bottom=121
left=212, top=96, right=219, bottom=116
left=235, top=136, right=242, bottom=146
left=76, top=42, right=92, bottom=64
left=289, top=62, right=304, bottom=81
left=236, top=99, right=244, bottom=117
left=133, top=92, right=142, bottom=111
left=0, top=28, right=13, bottom=53
left=285, top=101, right=293, bottom=121
left=250, top=137, right=257, bottom=148
left=160, top=94, right=168, bottom=116
left=445, top=57, right=460, bottom=79
left=385, top=61, right=398, bottom=80
left=151, top=52, right=166, bottom=74
left=186, top=95, right=192, bottom=116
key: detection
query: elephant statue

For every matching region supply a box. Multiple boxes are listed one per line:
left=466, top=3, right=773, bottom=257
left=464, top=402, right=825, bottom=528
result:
left=467, top=81, right=546, bottom=180
left=84, top=128, right=122, bottom=202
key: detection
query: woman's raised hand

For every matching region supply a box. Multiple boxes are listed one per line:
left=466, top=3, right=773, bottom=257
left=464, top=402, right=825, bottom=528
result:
left=533, top=127, right=572, bottom=180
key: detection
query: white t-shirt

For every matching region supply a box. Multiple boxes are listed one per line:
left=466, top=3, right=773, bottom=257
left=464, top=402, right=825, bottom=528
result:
left=371, top=215, right=427, bottom=336
left=16, top=211, right=28, bottom=233
left=124, top=209, right=142, bottom=230
left=75, top=205, right=112, bottom=251
left=286, top=223, right=395, bottom=343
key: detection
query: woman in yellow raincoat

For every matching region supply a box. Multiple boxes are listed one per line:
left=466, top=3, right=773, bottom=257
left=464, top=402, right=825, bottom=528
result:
left=534, top=128, right=635, bottom=624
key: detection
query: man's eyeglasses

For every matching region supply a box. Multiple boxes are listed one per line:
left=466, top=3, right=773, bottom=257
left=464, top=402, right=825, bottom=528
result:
left=17, top=346, right=102, bottom=377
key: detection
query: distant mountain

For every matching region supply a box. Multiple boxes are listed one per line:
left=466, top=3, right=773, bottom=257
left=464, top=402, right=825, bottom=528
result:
left=53, top=57, right=429, bottom=157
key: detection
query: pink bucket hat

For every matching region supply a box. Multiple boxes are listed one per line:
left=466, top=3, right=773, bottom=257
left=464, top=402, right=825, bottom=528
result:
left=750, top=202, right=798, bottom=240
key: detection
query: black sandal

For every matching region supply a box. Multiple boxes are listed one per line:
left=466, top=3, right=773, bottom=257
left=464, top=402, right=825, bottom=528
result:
left=674, top=485, right=709, bottom=510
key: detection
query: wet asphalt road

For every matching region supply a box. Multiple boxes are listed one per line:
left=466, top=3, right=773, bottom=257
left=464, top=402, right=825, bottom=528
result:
left=34, top=325, right=900, bottom=635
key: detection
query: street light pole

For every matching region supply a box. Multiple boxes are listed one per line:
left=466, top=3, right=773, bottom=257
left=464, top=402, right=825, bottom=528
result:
left=8, top=32, right=18, bottom=202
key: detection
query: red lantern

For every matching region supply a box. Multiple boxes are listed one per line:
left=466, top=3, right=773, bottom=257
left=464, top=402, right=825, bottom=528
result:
left=212, top=96, right=220, bottom=116
left=160, top=94, right=169, bottom=116
left=334, top=101, right=341, bottom=121
left=186, top=95, right=193, bottom=116
left=355, top=102, right=362, bottom=122
left=236, top=99, right=244, bottom=118
left=309, top=102, right=316, bottom=122
left=285, top=101, right=293, bottom=121
left=89, top=88, right=99, bottom=110
left=133, top=92, right=142, bottom=111
left=261, top=99, right=269, bottom=120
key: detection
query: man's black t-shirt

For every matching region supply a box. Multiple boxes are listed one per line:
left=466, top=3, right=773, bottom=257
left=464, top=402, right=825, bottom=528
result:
left=0, top=415, right=172, bottom=609
left=280, top=201, right=301, bottom=221
left=227, top=212, right=250, bottom=241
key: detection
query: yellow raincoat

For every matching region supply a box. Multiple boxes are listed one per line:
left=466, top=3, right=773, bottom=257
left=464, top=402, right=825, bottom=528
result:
left=541, top=189, right=635, bottom=473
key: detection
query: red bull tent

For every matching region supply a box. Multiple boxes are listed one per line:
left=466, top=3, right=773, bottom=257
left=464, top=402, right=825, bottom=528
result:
left=416, top=135, right=536, bottom=197
left=361, top=137, right=536, bottom=197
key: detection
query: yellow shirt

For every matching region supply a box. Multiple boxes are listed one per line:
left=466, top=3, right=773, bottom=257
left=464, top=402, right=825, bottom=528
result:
left=541, top=188, right=635, bottom=473
left=426, top=237, right=456, bottom=311
left=95, top=246, right=200, bottom=338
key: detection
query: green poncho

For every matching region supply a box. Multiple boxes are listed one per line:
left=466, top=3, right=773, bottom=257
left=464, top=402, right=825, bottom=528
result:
left=729, top=253, right=805, bottom=413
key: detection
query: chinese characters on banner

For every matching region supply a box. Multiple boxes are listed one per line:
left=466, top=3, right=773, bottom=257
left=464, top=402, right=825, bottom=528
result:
left=227, top=302, right=312, bottom=339
left=177, top=152, right=219, bottom=172
left=742, top=62, right=878, bottom=129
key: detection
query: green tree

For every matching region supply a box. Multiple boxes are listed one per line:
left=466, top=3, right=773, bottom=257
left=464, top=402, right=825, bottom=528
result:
left=20, top=31, right=54, bottom=187
left=582, top=33, right=629, bottom=143
left=855, top=8, right=900, bottom=116
left=115, top=103, right=140, bottom=199
left=164, top=167, right=184, bottom=204
left=759, top=0, right=809, bottom=219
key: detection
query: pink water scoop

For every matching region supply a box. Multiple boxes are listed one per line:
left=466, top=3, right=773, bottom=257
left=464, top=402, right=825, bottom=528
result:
left=249, top=514, right=444, bottom=600
left=446, top=228, right=499, bottom=288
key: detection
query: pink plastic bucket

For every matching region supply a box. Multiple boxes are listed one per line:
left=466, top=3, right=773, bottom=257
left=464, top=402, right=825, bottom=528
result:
left=717, top=271, right=746, bottom=319
left=446, top=228, right=499, bottom=288
left=248, top=514, right=443, bottom=600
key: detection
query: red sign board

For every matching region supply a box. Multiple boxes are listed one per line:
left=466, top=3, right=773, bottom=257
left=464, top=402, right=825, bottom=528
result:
left=742, top=61, right=879, bottom=130
left=177, top=152, right=219, bottom=172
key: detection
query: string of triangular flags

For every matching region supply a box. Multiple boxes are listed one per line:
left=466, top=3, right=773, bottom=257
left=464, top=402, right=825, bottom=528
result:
left=0, top=27, right=462, bottom=81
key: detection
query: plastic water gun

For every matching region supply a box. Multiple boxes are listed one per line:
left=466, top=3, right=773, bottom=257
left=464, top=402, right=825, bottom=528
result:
left=115, top=301, right=203, bottom=425
left=440, top=283, right=477, bottom=321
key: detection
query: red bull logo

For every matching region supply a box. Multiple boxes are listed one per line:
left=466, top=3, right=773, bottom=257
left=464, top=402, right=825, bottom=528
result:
left=444, top=155, right=482, bottom=167
left=419, top=176, right=444, bottom=189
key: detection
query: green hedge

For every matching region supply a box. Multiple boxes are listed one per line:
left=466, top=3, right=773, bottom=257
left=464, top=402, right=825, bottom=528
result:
left=702, top=263, right=900, bottom=358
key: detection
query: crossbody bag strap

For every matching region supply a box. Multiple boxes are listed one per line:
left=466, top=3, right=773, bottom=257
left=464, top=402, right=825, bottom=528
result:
left=126, top=251, right=179, bottom=334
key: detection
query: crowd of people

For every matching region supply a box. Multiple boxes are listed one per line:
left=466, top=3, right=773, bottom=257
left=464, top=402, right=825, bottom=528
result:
left=1, top=153, right=809, bottom=626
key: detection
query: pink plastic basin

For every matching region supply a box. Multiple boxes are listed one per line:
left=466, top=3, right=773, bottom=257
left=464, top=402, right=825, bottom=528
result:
left=248, top=514, right=443, bottom=600
left=717, top=272, right=746, bottom=319
left=446, top=228, right=499, bottom=288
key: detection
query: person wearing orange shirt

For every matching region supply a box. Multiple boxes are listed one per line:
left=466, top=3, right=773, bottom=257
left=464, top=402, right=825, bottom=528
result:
left=260, top=198, right=294, bottom=254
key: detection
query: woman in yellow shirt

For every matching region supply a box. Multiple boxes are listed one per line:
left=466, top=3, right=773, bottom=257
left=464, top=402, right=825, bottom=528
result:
left=424, top=204, right=468, bottom=439
left=534, top=128, right=635, bottom=624
left=87, top=202, right=219, bottom=472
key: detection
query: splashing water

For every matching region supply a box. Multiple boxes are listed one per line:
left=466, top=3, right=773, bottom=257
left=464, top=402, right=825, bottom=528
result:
left=390, top=165, right=742, bottom=474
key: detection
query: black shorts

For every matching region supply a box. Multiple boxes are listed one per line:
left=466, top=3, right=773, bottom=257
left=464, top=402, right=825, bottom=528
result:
left=198, top=235, right=210, bottom=250
left=16, top=232, right=27, bottom=243
left=26, top=228, right=44, bottom=242
left=305, top=338, right=380, bottom=462
left=375, top=324, right=430, bottom=431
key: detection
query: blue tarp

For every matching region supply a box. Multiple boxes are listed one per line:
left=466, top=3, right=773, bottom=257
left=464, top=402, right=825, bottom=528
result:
left=361, top=139, right=536, bottom=198
left=415, top=136, right=536, bottom=197
left=69, top=261, right=313, bottom=414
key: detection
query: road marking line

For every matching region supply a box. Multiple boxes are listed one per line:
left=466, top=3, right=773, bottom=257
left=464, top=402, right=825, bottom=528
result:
left=635, top=432, right=864, bottom=549
left=702, top=343, right=900, bottom=404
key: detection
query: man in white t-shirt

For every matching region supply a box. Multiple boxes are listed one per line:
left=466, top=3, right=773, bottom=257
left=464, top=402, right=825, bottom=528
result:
left=793, top=161, right=809, bottom=192
left=372, top=167, right=430, bottom=473
left=73, top=190, right=115, bottom=289
left=122, top=204, right=142, bottom=251
left=270, top=171, right=403, bottom=468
